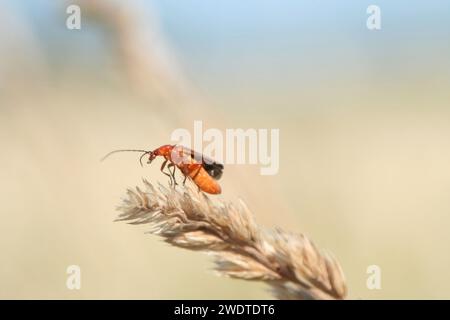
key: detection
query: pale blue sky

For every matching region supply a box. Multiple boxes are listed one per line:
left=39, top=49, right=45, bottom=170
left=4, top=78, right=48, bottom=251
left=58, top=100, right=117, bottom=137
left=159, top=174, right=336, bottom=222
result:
left=5, top=1, right=450, bottom=107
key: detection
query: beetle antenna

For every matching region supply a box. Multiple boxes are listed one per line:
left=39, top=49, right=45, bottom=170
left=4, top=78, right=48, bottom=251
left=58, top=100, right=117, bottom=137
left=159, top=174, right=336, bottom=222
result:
left=100, top=149, right=149, bottom=162
left=139, top=151, right=153, bottom=167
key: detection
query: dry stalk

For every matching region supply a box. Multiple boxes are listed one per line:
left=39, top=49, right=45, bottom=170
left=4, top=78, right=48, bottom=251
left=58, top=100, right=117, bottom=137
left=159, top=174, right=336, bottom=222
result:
left=116, top=180, right=347, bottom=300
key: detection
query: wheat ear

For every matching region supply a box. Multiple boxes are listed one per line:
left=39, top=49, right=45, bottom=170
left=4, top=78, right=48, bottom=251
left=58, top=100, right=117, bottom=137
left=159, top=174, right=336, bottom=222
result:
left=116, top=180, right=347, bottom=300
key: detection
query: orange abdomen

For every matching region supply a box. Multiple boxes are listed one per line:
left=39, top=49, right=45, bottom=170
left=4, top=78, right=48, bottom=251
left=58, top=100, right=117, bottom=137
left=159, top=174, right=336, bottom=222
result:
left=187, top=166, right=222, bottom=194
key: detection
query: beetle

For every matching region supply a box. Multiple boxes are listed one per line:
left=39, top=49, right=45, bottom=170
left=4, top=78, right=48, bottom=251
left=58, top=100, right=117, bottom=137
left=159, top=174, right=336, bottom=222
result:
left=101, top=145, right=223, bottom=194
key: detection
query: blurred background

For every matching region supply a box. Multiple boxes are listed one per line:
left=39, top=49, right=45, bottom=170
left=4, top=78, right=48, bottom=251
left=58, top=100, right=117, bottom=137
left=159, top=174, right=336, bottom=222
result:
left=1, top=0, right=450, bottom=299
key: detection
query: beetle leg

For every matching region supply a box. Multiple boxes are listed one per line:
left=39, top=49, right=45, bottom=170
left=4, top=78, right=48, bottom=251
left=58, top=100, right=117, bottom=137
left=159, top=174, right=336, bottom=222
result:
left=160, top=159, right=173, bottom=186
left=167, top=163, right=178, bottom=186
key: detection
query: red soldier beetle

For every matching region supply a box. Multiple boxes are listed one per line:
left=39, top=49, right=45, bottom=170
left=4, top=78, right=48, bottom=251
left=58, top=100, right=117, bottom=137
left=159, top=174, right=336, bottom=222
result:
left=101, top=145, right=223, bottom=195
